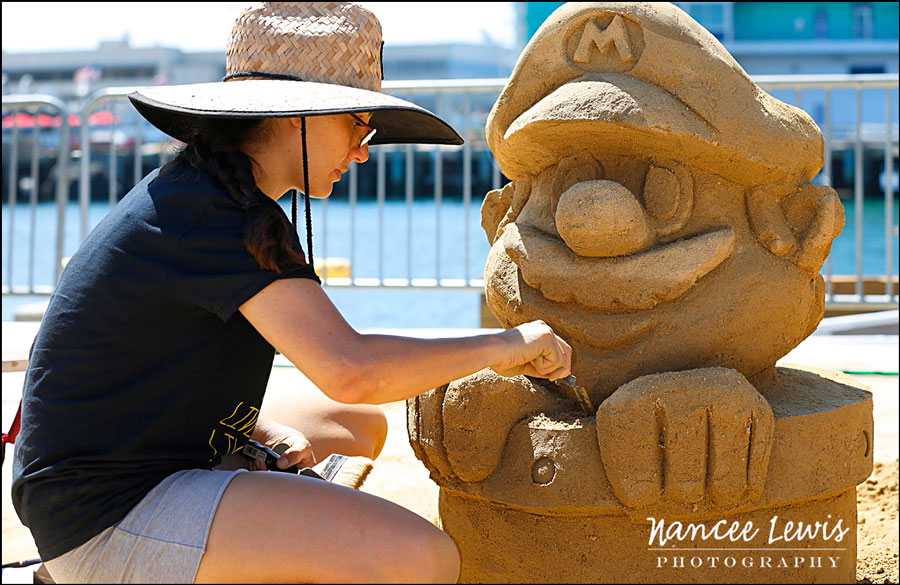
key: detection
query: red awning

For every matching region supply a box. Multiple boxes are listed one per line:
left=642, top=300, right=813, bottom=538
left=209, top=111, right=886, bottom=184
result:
left=2, top=111, right=121, bottom=129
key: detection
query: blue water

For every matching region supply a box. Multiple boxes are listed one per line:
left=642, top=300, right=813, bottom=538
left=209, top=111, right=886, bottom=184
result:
left=2, top=196, right=897, bottom=325
left=1, top=198, right=491, bottom=328
left=826, top=198, right=899, bottom=279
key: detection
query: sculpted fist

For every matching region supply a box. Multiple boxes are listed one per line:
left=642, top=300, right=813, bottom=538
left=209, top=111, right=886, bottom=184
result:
left=408, top=320, right=572, bottom=483
left=595, top=367, right=774, bottom=509
left=408, top=370, right=570, bottom=483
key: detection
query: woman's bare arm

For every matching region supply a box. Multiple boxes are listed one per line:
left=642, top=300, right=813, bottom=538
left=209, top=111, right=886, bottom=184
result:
left=239, top=278, right=571, bottom=404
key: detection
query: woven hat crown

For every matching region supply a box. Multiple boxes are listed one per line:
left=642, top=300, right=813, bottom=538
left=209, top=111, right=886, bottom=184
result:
left=226, top=2, right=383, bottom=92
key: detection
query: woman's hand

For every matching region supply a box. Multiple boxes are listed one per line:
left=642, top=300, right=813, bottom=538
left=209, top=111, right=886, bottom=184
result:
left=490, top=320, right=572, bottom=380
left=250, top=416, right=316, bottom=471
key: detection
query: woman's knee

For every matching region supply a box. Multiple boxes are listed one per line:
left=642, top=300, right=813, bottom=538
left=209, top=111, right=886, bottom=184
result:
left=331, top=403, right=387, bottom=459
left=393, top=525, right=460, bottom=583
left=261, top=388, right=387, bottom=459
left=423, top=529, right=461, bottom=583
left=365, top=405, right=388, bottom=459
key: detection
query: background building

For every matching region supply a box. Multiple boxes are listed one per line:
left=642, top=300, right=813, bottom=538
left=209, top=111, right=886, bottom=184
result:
left=384, top=43, right=515, bottom=81
left=517, top=2, right=899, bottom=75
left=2, top=35, right=515, bottom=203
left=2, top=37, right=222, bottom=101
left=2, top=37, right=515, bottom=102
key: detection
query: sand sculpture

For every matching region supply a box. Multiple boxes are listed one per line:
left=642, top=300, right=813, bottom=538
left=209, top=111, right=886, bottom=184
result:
left=408, top=3, right=874, bottom=583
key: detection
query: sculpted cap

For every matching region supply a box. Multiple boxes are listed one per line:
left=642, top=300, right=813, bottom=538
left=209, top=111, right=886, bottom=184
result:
left=486, top=2, right=824, bottom=186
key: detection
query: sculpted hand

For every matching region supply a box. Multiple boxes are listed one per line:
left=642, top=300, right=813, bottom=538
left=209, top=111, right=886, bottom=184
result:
left=490, top=320, right=572, bottom=381
left=409, top=321, right=571, bottom=483
left=408, top=371, right=569, bottom=483
left=595, top=367, right=774, bottom=509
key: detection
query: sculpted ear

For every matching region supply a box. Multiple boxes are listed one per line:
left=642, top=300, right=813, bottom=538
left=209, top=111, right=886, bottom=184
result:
left=481, top=178, right=532, bottom=245
left=481, top=182, right=514, bottom=245
left=747, top=184, right=845, bottom=275
left=783, top=185, right=845, bottom=273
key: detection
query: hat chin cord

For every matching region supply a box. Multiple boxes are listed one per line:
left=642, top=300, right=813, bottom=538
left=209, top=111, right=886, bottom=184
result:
left=292, top=117, right=315, bottom=270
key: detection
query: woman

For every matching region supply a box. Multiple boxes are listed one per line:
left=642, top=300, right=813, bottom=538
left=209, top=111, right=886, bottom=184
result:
left=12, top=4, right=571, bottom=583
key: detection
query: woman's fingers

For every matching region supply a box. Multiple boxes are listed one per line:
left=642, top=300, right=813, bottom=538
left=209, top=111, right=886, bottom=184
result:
left=546, top=366, right=571, bottom=381
left=490, top=320, right=572, bottom=380
left=533, top=330, right=571, bottom=378
left=512, top=322, right=572, bottom=379
left=277, top=436, right=316, bottom=470
left=552, top=336, right=573, bottom=380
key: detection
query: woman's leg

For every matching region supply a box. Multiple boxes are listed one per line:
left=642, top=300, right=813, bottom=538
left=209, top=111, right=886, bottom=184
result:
left=197, top=370, right=454, bottom=583
left=260, top=368, right=388, bottom=460
left=194, top=472, right=460, bottom=583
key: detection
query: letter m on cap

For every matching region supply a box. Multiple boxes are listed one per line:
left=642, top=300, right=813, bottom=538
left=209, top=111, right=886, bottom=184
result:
left=573, top=14, right=635, bottom=67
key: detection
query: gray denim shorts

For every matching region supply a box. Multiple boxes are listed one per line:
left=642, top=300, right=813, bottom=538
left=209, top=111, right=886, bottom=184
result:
left=43, top=457, right=249, bottom=584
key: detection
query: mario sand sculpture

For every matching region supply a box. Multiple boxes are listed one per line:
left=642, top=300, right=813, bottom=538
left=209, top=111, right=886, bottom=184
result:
left=408, top=3, right=873, bottom=583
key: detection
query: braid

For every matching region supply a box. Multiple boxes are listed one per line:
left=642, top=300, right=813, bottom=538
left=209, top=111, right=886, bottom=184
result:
left=161, top=118, right=309, bottom=273
left=300, top=116, right=315, bottom=271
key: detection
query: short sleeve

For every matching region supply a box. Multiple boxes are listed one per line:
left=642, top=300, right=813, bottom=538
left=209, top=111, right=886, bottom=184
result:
left=169, top=190, right=320, bottom=322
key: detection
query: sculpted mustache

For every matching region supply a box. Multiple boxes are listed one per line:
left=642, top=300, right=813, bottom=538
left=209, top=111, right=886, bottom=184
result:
left=502, top=222, right=735, bottom=312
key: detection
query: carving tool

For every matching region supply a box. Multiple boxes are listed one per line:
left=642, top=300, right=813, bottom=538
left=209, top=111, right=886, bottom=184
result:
left=242, top=439, right=299, bottom=473
left=555, top=374, right=595, bottom=415
left=528, top=374, right=595, bottom=415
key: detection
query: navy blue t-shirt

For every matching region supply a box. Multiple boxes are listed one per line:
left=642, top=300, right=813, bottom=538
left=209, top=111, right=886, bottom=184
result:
left=11, top=163, right=320, bottom=561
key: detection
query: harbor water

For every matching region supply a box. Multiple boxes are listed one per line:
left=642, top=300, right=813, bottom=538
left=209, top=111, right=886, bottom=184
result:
left=2, top=196, right=898, bottom=327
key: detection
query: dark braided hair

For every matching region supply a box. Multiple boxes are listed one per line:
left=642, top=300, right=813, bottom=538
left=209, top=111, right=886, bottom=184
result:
left=161, top=117, right=309, bottom=274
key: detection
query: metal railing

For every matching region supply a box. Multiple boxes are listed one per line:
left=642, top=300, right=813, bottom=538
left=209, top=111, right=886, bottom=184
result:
left=317, top=78, right=509, bottom=290
left=2, top=94, right=71, bottom=291
left=3, top=74, right=899, bottom=310
left=753, top=74, right=898, bottom=300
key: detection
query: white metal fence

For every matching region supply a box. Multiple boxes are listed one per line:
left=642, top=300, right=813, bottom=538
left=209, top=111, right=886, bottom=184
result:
left=2, top=74, right=898, bottom=306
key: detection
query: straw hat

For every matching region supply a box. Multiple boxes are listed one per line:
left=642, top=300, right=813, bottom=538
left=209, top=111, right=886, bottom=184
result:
left=128, top=2, right=463, bottom=146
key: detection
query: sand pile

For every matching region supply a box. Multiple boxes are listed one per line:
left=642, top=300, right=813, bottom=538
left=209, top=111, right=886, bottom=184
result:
left=856, top=459, right=899, bottom=584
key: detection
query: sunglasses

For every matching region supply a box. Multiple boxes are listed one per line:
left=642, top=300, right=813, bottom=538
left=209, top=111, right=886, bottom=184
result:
left=349, top=112, right=377, bottom=148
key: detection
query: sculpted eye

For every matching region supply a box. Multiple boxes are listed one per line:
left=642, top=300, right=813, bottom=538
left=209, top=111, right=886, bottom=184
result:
left=644, top=168, right=679, bottom=220
left=550, top=155, right=604, bottom=215
left=642, top=160, right=693, bottom=238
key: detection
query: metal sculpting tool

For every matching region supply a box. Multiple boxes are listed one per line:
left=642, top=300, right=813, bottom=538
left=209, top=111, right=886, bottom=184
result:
left=527, top=374, right=595, bottom=415
left=555, top=374, right=595, bottom=415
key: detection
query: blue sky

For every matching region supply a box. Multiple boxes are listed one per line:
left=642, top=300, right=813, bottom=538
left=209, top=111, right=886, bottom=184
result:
left=1, top=2, right=517, bottom=53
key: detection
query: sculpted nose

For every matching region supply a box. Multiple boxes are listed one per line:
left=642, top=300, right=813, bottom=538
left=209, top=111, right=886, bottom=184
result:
left=555, top=180, right=654, bottom=257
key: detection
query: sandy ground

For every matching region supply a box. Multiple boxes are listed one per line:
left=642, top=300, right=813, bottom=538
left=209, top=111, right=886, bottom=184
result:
left=856, top=458, right=900, bottom=584
left=2, top=369, right=898, bottom=583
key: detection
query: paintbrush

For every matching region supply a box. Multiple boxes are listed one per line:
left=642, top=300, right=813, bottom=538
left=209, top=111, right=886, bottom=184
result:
left=243, top=441, right=374, bottom=489
left=303, top=453, right=374, bottom=490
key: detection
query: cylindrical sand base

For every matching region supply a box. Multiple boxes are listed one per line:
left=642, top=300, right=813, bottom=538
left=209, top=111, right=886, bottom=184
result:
left=441, top=488, right=857, bottom=584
